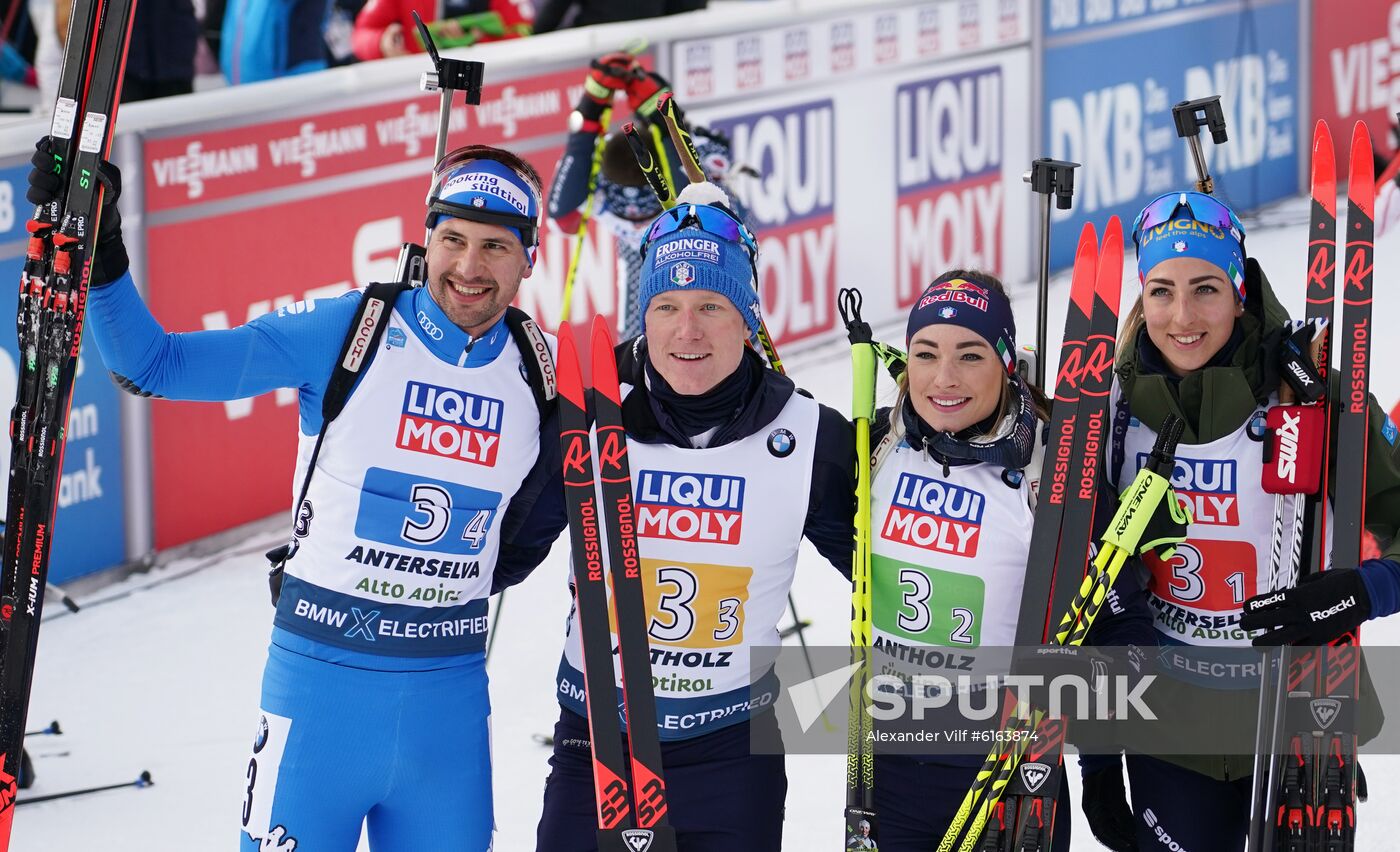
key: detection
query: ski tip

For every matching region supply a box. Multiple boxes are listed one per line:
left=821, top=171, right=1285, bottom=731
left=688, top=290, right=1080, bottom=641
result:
left=1069, top=222, right=1099, bottom=314
left=1349, top=121, right=1375, bottom=218
left=556, top=321, right=586, bottom=408
left=1096, top=216, right=1126, bottom=308
left=590, top=315, right=623, bottom=405
left=1313, top=121, right=1338, bottom=218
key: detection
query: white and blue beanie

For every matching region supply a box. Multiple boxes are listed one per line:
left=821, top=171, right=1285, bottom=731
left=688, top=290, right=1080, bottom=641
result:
left=640, top=218, right=762, bottom=341
left=426, top=158, right=541, bottom=265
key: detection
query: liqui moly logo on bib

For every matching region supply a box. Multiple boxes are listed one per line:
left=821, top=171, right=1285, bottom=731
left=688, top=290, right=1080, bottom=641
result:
left=1138, top=453, right=1238, bottom=526
left=398, top=382, right=503, bottom=467
left=711, top=99, right=836, bottom=347
left=894, top=67, right=1003, bottom=308
left=882, top=473, right=985, bottom=557
left=636, top=470, right=745, bottom=545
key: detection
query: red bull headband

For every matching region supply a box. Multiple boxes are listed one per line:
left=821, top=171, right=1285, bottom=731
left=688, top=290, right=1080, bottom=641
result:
left=906, top=277, right=1017, bottom=374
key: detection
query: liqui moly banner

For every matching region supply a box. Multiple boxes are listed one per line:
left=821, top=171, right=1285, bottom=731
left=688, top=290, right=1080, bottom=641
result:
left=0, top=160, right=125, bottom=581
left=894, top=65, right=1006, bottom=308
left=1042, top=0, right=1301, bottom=268
left=1312, top=0, right=1400, bottom=172
left=707, top=99, right=838, bottom=346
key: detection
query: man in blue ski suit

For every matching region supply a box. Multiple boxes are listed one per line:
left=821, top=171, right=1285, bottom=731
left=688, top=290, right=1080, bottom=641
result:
left=26, top=140, right=567, bottom=850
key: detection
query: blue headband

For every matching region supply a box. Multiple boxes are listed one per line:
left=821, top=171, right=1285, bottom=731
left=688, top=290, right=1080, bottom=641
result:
left=1134, top=191, right=1246, bottom=299
left=906, top=278, right=1017, bottom=373
left=640, top=215, right=762, bottom=342
left=427, top=158, right=541, bottom=265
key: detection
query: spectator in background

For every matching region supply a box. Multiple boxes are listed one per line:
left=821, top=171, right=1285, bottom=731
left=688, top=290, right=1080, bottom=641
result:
left=548, top=53, right=746, bottom=338
left=352, top=0, right=531, bottom=61
left=122, top=0, right=199, bottom=100
left=533, top=0, right=702, bottom=34
left=35, top=0, right=197, bottom=103
left=216, top=0, right=331, bottom=83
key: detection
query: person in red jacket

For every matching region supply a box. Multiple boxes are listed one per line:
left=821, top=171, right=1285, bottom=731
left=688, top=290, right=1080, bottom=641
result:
left=352, top=0, right=531, bottom=60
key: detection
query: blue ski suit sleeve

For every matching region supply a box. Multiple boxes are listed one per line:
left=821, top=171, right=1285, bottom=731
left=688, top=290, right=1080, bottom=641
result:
left=547, top=128, right=605, bottom=222
left=85, top=271, right=354, bottom=434
left=805, top=402, right=856, bottom=578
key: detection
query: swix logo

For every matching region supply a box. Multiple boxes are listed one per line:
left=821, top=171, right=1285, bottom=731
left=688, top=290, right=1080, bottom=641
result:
left=1019, top=761, right=1051, bottom=793
left=882, top=473, right=984, bottom=556
left=685, top=44, right=713, bottom=97
left=830, top=21, right=856, bottom=72
left=622, top=829, right=656, bottom=851
left=1142, top=454, right=1238, bottom=525
left=736, top=35, right=763, bottom=90
left=342, top=298, right=384, bottom=370
left=1310, top=697, right=1341, bottom=730
left=636, top=470, right=745, bottom=545
left=1275, top=409, right=1302, bottom=483
left=398, top=382, right=503, bottom=466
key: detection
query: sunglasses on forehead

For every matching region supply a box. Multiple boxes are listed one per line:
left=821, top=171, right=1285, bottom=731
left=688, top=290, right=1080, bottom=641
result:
left=1131, top=192, right=1245, bottom=247
left=641, top=203, right=759, bottom=259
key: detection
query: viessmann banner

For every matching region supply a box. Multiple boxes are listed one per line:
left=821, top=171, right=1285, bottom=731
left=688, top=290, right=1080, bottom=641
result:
left=1311, top=0, right=1400, bottom=174
left=1042, top=0, right=1301, bottom=268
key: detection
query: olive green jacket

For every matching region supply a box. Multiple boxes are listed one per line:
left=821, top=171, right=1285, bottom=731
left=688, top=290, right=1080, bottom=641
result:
left=1112, top=258, right=1398, bottom=781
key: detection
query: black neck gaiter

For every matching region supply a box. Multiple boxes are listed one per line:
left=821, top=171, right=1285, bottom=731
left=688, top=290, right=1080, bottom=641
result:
left=644, top=354, right=757, bottom=439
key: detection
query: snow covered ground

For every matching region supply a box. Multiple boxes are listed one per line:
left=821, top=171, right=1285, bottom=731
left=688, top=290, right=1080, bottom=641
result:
left=13, top=193, right=1400, bottom=850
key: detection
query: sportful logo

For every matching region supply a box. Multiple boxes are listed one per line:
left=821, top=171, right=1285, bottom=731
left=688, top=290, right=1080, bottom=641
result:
left=635, top=470, right=745, bottom=545
left=1140, top=453, right=1238, bottom=526
left=882, top=473, right=985, bottom=556
left=398, top=382, right=504, bottom=466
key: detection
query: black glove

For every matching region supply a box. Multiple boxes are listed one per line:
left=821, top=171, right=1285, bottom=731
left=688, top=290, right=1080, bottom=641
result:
left=27, top=136, right=128, bottom=286
left=1011, top=644, right=1130, bottom=716
left=1241, top=564, right=1375, bottom=646
left=1081, top=761, right=1138, bottom=851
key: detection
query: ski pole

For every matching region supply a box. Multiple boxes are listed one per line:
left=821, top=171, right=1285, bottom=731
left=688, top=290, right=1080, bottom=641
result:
left=560, top=105, right=610, bottom=324
left=393, top=12, right=486, bottom=284
left=17, top=770, right=151, bottom=806
left=1021, top=158, right=1078, bottom=390
left=1172, top=95, right=1228, bottom=194
left=22, top=721, right=58, bottom=738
